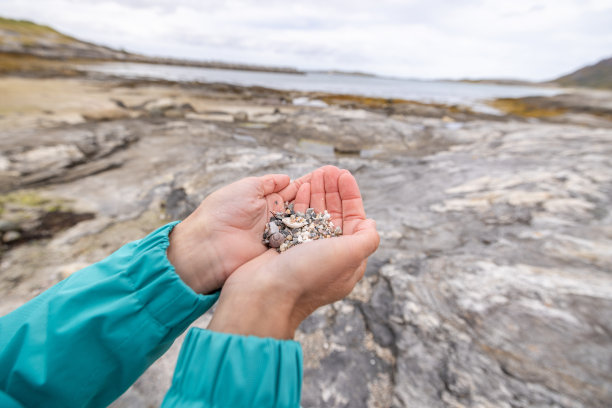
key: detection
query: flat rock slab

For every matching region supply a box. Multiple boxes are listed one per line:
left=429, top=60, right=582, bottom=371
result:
left=0, top=78, right=610, bottom=408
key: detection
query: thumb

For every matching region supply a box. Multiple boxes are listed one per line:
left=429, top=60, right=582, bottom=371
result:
left=347, top=218, right=380, bottom=258
left=298, top=218, right=379, bottom=273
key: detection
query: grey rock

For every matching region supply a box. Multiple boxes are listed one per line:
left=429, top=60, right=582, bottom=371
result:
left=2, top=83, right=611, bottom=408
left=162, top=108, right=186, bottom=119
left=165, top=188, right=195, bottom=220
left=10, top=144, right=85, bottom=176
left=233, top=111, right=248, bottom=122
left=359, top=278, right=396, bottom=348
left=2, top=230, right=21, bottom=243
left=0, top=220, right=20, bottom=232
left=0, top=123, right=137, bottom=191
left=143, top=98, right=176, bottom=113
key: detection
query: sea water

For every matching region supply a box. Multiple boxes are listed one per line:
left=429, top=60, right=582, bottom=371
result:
left=82, top=62, right=563, bottom=113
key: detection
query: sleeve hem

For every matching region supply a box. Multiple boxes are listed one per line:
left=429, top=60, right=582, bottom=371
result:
left=0, top=391, right=25, bottom=408
left=124, top=222, right=219, bottom=336
left=163, top=328, right=303, bottom=408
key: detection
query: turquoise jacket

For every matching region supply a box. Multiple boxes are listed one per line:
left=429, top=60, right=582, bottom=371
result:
left=0, top=222, right=303, bottom=407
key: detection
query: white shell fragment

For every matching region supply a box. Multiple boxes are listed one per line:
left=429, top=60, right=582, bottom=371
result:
left=263, top=203, right=342, bottom=253
left=282, top=217, right=307, bottom=228
left=268, top=222, right=280, bottom=234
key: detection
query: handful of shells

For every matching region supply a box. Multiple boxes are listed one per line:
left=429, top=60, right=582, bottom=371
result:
left=263, top=202, right=342, bottom=252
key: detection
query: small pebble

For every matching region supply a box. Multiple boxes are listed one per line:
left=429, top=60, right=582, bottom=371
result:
left=3, top=230, right=21, bottom=243
left=268, top=232, right=285, bottom=248
left=262, top=202, right=343, bottom=252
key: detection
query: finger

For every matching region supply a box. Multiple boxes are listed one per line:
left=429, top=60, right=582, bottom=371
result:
left=322, top=166, right=343, bottom=230
left=310, top=169, right=326, bottom=213
left=293, top=182, right=311, bottom=214
left=260, top=174, right=291, bottom=196
left=266, top=193, right=285, bottom=213
left=351, top=218, right=379, bottom=256
left=290, top=219, right=378, bottom=278
left=338, top=172, right=366, bottom=235
left=294, top=171, right=314, bottom=185
left=278, top=172, right=313, bottom=202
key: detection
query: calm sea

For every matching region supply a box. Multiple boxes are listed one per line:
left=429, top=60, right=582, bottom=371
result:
left=82, top=62, right=563, bottom=113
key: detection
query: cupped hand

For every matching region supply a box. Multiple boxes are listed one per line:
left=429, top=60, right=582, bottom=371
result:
left=167, top=174, right=291, bottom=294
left=208, top=167, right=380, bottom=338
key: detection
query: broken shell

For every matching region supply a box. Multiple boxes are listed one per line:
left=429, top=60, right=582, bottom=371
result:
left=265, top=204, right=343, bottom=252
left=268, top=232, right=285, bottom=248
left=282, top=217, right=307, bottom=228
left=268, top=222, right=280, bottom=235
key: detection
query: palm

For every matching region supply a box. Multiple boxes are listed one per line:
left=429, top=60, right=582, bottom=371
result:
left=276, top=166, right=377, bottom=288
left=224, top=166, right=379, bottom=322
left=203, top=165, right=367, bottom=278
left=196, top=175, right=288, bottom=280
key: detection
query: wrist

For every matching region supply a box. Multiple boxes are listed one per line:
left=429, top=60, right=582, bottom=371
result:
left=167, top=220, right=225, bottom=294
left=208, top=273, right=299, bottom=339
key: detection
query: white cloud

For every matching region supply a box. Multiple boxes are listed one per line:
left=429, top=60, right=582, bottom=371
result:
left=0, top=0, right=610, bottom=80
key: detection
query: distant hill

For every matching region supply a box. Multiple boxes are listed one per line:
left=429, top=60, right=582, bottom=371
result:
left=0, top=16, right=135, bottom=60
left=0, top=16, right=302, bottom=74
left=552, top=56, right=612, bottom=89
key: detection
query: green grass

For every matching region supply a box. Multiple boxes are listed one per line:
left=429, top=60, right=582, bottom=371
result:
left=1, top=17, right=66, bottom=37
left=0, top=16, right=79, bottom=45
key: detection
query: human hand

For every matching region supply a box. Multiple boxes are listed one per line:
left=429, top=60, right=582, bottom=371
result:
left=207, top=166, right=380, bottom=338
left=167, top=174, right=294, bottom=294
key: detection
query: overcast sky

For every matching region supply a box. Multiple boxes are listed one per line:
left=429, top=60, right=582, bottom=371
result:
left=1, top=0, right=611, bottom=80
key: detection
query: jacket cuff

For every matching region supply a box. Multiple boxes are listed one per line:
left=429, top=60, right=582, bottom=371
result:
left=162, top=328, right=303, bottom=408
left=0, top=392, right=24, bottom=408
left=123, top=221, right=219, bottom=337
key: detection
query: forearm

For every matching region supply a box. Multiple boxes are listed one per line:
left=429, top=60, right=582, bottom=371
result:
left=164, top=257, right=305, bottom=407
left=207, top=278, right=299, bottom=339
left=0, top=222, right=218, bottom=408
left=167, top=218, right=226, bottom=294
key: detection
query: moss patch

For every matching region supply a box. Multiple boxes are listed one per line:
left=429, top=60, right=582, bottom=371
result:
left=0, top=190, right=67, bottom=215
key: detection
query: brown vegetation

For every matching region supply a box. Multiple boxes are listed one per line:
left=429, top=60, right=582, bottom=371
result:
left=489, top=98, right=568, bottom=118
left=0, top=52, right=87, bottom=76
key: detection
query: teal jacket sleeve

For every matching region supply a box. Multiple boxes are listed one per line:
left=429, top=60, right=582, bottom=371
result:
left=0, top=222, right=304, bottom=408
left=162, top=329, right=303, bottom=408
left=0, top=222, right=218, bottom=407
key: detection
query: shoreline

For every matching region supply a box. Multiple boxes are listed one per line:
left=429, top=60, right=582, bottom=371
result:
left=0, top=52, right=573, bottom=110
left=3, top=70, right=612, bottom=132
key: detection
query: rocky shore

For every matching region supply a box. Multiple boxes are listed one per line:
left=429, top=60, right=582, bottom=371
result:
left=0, top=73, right=611, bottom=408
